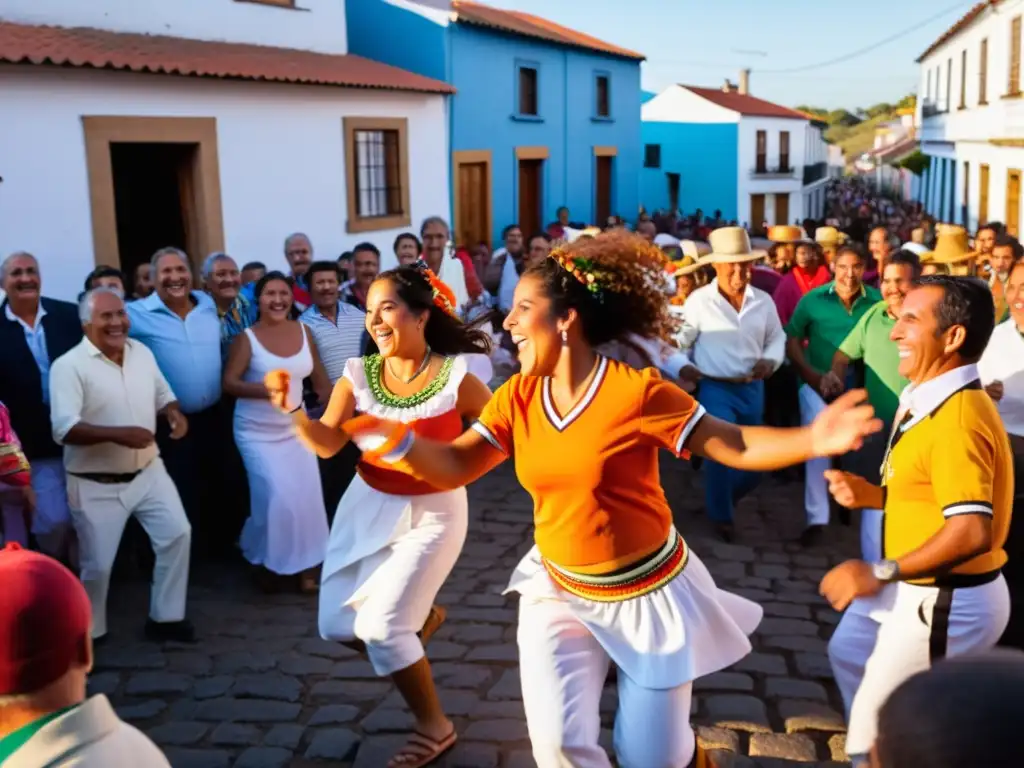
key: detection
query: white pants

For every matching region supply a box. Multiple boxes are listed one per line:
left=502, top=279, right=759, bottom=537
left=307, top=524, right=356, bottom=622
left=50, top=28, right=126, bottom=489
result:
left=860, top=508, right=883, bottom=562
left=319, top=487, right=467, bottom=676
left=828, top=574, right=1010, bottom=758
left=0, top=457, right=75, bottom=558
left=66, top=460, right=191, bottom=639
left=518, top=596, right=695, bottom=768
left=797, top=384, right=830, bottom=527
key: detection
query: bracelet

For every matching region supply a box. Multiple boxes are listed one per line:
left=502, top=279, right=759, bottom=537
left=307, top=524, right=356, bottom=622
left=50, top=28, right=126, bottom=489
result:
left=379, top=429, right=416, bottom=464
left=289, top=405, right=303, bottom=414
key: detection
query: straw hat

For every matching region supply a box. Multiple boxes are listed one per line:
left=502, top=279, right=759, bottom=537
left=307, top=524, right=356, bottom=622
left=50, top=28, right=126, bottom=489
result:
left=922, top=226, right=977, bottom=265
left=768, top=225, right=803, bottom=243
left=665, top=254, right=702, bottom=277
left=700, top=227, right=768, bottom=264
left=900, top=242, right=929, bottom=257
left=815, top=226, right=847, bottom=247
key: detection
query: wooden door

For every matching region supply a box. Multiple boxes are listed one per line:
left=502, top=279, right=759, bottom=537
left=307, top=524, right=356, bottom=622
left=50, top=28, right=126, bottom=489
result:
left=518, top=159, right=542, bottom=238
left=775, top=193, right=789, bottom=225
left=454, top=156, right=491, bottom=249
left=1007, top=169, right=1021, bottom=236
left=667, top=172, right=681, bottom=212
left=980, top=163, right=990, bottom=224
left=595, top=156, right=613, bottom=225
left=750, top=194, right=766, bottom=233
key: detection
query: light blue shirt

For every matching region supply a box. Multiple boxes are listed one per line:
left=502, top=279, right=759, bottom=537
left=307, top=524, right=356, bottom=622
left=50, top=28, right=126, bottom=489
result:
left=5, top=303, right=50, bottom=404
left=127, top=291, right=222, bottom=414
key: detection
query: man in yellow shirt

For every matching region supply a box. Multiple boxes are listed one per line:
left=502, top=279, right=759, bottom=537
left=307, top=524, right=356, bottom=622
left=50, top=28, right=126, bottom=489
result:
left=819, top=275, right=1012, bottom=765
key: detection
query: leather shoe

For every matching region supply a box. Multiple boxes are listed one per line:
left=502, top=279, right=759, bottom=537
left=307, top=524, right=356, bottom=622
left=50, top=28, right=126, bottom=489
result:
left=145, top=619, right=197, bottom=644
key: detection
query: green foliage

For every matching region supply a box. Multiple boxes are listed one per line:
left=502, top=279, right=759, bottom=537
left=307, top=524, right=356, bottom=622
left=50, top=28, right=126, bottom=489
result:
left=896, top=150, right=929, bottom=175
left=794, top=93, right=918, bottom=167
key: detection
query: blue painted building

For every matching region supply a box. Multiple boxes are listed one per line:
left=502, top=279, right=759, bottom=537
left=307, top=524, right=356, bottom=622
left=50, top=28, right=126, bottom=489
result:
left=346, top=0, right=645, bottom=247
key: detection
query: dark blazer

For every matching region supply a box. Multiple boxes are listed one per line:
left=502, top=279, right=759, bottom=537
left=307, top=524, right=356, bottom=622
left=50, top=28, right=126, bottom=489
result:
left=0, top=297, right=83, bottom=460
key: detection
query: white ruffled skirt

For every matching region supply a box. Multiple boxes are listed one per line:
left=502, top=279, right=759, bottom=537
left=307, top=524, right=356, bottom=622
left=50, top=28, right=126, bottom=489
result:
left=506, top=541, right=763, bottom=689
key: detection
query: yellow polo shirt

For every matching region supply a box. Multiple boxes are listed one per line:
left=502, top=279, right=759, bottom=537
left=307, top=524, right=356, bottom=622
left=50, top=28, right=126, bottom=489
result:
left=882, top=365, right=1013, bottom=585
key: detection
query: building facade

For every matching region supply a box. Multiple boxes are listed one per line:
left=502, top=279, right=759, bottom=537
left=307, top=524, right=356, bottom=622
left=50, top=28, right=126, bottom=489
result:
left=0, top=0, right=452, bottom=301
left=346, top=0, right=644, bottom=247
left=641, top=78, right=817, bottom=231
left=916, top=0, right=1024, bottom=235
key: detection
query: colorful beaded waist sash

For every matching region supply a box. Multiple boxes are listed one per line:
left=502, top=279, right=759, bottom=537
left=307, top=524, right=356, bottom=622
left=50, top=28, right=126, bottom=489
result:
left=542, top=529, right=689, bottom=603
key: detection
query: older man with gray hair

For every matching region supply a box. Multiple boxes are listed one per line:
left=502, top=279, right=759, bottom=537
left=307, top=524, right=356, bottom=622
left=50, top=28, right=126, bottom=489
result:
left=126, top=247, right=226, bottom=558
left=0, top=251, right=81, bottom=561
left=50, top=287, right=194, bottom=643
left=202, top=252, right=255, bottom=356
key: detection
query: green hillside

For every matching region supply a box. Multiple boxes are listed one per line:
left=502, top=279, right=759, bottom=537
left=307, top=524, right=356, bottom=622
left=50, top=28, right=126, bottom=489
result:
left=795, top=95, right=915, bottom=166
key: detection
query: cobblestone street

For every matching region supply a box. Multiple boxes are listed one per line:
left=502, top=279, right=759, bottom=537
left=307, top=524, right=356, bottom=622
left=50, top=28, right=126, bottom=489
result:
left=96, top=458, right=859, bottom=768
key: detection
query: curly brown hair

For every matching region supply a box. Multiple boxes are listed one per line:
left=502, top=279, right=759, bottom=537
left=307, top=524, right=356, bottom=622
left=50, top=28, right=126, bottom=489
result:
left=524, top=229, right=677, bottom=346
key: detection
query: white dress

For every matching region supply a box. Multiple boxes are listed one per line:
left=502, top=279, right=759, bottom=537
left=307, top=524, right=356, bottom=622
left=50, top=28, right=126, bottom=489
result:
left=234, top=326, right=328, bottom=575
left=318, top=353, right=492, bottom=676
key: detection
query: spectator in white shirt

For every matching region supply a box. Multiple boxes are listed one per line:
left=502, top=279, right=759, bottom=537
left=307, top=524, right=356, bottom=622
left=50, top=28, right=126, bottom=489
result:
left=420, top=217, right=470, bottom=311
left=49, top=288, right=194, bottom=644
left=979, top=258, right=1024, bottom=648
left=675, top=228, right=786, bottom=540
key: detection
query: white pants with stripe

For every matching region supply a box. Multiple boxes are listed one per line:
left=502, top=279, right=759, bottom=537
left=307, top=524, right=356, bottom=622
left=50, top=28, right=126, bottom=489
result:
left=797, top=385, right=830, bottom=527
left=828, top=574, right=1010, bottom=758
left=66, top=460, right=191, bottom=638
left=517, top=596, right=695, bottom=768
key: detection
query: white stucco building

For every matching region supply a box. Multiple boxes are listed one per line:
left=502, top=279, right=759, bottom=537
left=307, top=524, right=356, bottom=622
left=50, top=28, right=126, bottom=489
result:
left=640, top=73, right=825, bottom=232
left=916, top=0, right=1024, bottom=235
left=0, top=0, right=453, bottom=301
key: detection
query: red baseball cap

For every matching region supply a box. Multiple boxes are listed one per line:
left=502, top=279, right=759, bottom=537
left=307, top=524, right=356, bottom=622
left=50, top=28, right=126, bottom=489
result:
left=0, top=543, right=91, bottom=695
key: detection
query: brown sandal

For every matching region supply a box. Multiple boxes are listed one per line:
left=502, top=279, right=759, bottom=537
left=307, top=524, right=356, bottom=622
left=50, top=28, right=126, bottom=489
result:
left=387, top=727, right=456, bottom=768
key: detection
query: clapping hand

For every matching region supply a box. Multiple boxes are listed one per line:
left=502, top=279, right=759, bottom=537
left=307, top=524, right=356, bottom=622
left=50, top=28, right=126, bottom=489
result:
left=810, top=389, right=882, bottom=457
left=820, top=560, right=883, bottom=611
left=264, top=370, right=292, bottom=413
left=342, top=415, right=413, bottom=463
left=823, top=469, right=873, bottom=509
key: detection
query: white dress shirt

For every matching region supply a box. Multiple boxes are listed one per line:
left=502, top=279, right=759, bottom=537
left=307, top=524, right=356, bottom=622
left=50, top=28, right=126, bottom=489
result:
left=497, top=253, right=522, bottom=313
left=676, top=281, right=786, bottom=379
left=437, top=254, right=470, bottom=312
left=49, top=338, right=177, bottom=473
left=978, top=319, right=1024, bottom=437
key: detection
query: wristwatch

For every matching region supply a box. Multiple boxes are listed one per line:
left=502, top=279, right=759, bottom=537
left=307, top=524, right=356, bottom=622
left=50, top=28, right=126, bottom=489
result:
left=871, top=560, right=900, bottom=583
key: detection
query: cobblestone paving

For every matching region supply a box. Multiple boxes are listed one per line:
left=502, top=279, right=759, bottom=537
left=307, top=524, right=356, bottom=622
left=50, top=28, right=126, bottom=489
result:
left=95, top=458, right=860, bottom=767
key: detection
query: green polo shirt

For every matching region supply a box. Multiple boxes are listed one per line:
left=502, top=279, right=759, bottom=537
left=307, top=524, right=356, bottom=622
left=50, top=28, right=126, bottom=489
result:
left=785, top=282, right=882, bottom=377
left=0, top=704, right=77, bottom=763
left=838, top=300, right=907, bottom=425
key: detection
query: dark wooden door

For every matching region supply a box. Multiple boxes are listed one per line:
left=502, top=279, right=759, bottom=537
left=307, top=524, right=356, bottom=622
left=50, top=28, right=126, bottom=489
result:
left=750, top=194, right=766, bottom=232
left=518, top=159, right=542, bottom=238
left=775, top=193, right=790, bottom=225
left=667, top=172, right=681, bottom=212
left=456, top=160, right=490, bottom=248
left=595, top=156, right=613, bottom=225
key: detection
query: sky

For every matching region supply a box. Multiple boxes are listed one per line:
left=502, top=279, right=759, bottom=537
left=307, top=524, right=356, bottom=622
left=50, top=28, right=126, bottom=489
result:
left=478, top=0, right=978, bottom=110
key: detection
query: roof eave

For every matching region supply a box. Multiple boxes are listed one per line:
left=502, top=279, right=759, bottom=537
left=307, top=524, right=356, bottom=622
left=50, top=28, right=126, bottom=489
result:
left=452, top=15, right=645, bottom=61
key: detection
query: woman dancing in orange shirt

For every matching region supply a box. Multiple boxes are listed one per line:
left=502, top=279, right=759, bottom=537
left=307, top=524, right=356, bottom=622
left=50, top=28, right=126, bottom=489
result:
left=311, top=232, right=880, bottom=768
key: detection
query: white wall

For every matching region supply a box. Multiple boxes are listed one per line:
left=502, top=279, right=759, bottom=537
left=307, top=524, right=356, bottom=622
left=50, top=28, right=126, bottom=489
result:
left=0, top=0, right=349, bottom=54
left=955, top=143, right=1024, bottom=232
left=918, top=0, right=1024, bottom=143
left=642, top=86, right=739, bottom=124
left=737, top=116, right=806, bottom=226
left=0, top=66, right=449, bottom=301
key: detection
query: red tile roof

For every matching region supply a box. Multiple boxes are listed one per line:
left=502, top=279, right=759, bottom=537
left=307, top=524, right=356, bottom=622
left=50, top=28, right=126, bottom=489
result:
left=682, top=86, right=809, bottom=120
left=916, top=1, right=999, bottom=63
left=0, top=20, right=455, bottom=93
left=451, top=1, right=644, bottom=61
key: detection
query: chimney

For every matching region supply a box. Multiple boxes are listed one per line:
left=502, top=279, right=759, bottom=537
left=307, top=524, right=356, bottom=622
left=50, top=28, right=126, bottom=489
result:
left=739, top=69, right=751, bottom=95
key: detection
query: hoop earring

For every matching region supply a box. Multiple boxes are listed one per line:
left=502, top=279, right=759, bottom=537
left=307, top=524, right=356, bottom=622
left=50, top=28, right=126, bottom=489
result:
left=560, top=330, right=568, bottom=346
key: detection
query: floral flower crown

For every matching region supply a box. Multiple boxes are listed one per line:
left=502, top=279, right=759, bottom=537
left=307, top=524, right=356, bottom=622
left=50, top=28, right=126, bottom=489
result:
left=549, top=247, right=612, bottom=304
left=411, top=259, right=459, bottom=318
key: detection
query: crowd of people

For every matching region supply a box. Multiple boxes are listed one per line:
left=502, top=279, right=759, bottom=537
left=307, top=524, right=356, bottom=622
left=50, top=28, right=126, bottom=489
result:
left=0, top=175, right=1022, bottom=767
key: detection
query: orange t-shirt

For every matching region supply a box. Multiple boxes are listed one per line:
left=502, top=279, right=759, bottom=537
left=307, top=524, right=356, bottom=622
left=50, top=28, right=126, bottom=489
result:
left=473, top=357, right=705, bottom=572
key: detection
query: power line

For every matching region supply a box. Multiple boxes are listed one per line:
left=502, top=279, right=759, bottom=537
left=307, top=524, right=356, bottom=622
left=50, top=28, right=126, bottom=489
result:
left=757, top=0, right=974, bottom=73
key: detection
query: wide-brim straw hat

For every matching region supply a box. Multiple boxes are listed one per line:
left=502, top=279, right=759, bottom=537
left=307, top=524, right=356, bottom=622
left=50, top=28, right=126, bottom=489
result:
left=923, top=226, right=977, bottom=264
left=768, top=225, right=803, bottom=243
left=815, top=226, right=847, bottom=247
left=700, top=227, right=768, bottom=264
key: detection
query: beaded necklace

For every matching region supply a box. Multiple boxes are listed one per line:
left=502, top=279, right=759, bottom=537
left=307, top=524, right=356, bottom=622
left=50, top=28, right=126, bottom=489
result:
left=364, top=354, right=455, bottom=408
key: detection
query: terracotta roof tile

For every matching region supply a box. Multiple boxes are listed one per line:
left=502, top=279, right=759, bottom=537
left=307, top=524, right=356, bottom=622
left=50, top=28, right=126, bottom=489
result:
left=916, top=1, right=999, bottom=63
left=0, top=20, right=455, bottom=93
left=451, top=1, right=644, bottom=61
left=682, top=86, right=809, bottom=120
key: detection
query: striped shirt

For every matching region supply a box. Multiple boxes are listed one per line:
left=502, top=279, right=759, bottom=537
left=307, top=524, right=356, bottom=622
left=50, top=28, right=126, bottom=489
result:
left=299, top=301, right=368, bottom=384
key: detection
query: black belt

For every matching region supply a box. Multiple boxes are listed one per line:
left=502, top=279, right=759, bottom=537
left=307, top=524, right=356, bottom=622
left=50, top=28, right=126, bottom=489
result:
left=69, top=469, right=143, bottom=485
left=932, top=569, right=1002, bottom=589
